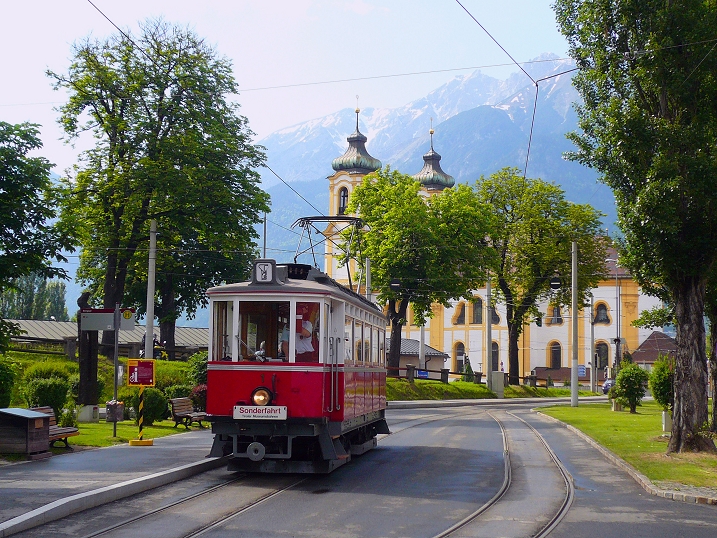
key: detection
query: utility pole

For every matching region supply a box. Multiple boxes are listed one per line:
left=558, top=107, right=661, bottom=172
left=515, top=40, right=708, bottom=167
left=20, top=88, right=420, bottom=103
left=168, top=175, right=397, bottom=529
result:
left=571, top=241, right=579, bottom=407
left=144, top=220, right=157, bottom=360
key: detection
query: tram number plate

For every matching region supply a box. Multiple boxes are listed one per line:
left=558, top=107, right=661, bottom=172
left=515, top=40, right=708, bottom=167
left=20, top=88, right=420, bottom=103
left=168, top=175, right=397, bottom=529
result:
left=233, top=405, right=287, bottom=420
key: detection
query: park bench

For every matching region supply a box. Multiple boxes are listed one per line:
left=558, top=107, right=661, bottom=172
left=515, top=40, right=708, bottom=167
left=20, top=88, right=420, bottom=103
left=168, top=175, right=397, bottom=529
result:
left=31, top=406, right=79, bottom=448
left=169, top=397, right=206, bottom=429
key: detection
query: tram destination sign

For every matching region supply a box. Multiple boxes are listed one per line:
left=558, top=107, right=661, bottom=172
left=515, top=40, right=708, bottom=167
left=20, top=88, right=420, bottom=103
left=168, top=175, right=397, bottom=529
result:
left=233, top=405, right=287, bottom=420
left=80, top=308, right=136, bottom=331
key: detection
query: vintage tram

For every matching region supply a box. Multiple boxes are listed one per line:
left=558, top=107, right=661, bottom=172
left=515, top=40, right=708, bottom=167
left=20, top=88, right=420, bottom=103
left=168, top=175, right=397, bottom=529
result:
left=206, top=258, right=390, bottom=473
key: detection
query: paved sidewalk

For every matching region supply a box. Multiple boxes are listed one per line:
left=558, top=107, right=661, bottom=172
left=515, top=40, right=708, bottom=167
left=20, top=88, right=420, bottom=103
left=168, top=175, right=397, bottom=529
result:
left=0, top=428, right=222, bottom=537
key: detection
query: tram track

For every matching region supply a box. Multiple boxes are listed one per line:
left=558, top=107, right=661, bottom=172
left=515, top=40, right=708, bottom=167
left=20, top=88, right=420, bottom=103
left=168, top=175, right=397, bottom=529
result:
left=431, top=409, right=573, bottom=538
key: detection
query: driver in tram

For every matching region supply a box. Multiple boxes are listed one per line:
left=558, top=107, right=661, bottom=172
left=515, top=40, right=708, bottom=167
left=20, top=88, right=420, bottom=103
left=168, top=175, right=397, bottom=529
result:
left=280, top=302, right=315, bottom=361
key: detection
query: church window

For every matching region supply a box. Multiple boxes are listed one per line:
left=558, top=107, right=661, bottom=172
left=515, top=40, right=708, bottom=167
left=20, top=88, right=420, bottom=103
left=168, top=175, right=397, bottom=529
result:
left=491, top=342, right=499, bottom=371
left=471, top=297, right=483, bottom=324
left=550, top=342, right=562, bottom=369
left=491, top=306, right=500, bottom=325
left=454, top=303, right=465, bottom=325
left=338, top=187, right=349, bottom=215
left=594, top=303, right=610, bottom=324
left=596, top=342, right=609, bottom=370
left=547, top=305, right=563, bottom=325
left=455, top=342, right=465, bottom=372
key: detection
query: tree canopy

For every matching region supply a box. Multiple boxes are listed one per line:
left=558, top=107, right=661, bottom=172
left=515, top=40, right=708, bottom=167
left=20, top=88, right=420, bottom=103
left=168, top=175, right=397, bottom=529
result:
left=345, top=167, right=495, bottom=370
left=48, top=19, right=269, bottom=351
left=474, top=168, right=607, bottom=384
left=0, top=121, right=71, bottom=351
left=554, top=0, right=717, bottom=451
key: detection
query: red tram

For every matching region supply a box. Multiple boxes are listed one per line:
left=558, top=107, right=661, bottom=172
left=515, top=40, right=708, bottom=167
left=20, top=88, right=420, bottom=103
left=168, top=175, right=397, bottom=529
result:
left=206, top=259, right=390, bottom=473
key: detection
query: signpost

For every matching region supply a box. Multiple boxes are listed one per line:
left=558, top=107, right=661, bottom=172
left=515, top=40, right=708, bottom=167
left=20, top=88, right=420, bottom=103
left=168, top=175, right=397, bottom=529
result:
left=128, top=359, right=155, bottom=447
left=80, top=306, right=135, bottom=437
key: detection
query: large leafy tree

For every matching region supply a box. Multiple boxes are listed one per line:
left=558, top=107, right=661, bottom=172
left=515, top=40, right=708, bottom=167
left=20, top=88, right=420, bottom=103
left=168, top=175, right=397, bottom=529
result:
left=475, top=168, right=607, bottom=385
left=345, top=167, right=495, bottom=371
left=554, top=0, right=717, bottom=451
left=49, top=19, right=269, bottom=351
left=0, top=274, right=69, bottom=321
left=0, top=121, right=71, bottom=351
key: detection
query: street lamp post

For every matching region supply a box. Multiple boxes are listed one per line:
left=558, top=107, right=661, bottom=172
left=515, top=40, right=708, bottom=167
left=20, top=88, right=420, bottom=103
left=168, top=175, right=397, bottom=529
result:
left=606, top=258, right=620, bottom=375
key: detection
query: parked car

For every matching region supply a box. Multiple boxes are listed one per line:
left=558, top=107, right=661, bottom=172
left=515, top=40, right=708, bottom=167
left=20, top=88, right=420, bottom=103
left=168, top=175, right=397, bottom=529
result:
left=602, top=379, right=615, bottom=394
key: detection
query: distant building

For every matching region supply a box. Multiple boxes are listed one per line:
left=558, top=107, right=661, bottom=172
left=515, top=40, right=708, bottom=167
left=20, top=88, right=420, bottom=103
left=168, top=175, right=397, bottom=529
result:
left=323, top=110, right=664, bottom=381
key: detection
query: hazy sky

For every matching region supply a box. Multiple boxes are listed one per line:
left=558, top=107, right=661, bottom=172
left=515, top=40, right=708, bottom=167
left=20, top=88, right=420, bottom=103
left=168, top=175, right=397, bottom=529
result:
left=1, top=0, right=569, bottom=175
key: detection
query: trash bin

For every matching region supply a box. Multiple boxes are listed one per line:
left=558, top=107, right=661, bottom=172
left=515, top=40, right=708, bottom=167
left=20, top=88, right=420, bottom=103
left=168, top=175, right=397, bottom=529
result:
left=105, top=401, right=125, bottom=422
left=473, top=372, right=483, bottom=384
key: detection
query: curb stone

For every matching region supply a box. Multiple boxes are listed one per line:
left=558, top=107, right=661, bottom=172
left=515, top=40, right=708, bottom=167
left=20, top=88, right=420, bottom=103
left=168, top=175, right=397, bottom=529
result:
left=534, top=410, right=717, bottom=506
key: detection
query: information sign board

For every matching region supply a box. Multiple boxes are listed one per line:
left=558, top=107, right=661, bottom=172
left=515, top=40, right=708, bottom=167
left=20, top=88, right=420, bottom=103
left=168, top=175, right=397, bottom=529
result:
left=80, top=308, right=135, bottom=331
left=578, top=364, right=586, bottom=377
left=127, top=359, right=156, bottom=387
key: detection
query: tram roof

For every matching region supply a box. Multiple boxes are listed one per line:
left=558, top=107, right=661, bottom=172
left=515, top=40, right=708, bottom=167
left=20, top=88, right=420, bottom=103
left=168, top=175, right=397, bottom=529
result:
left=207, top=262, right=385, bottom=318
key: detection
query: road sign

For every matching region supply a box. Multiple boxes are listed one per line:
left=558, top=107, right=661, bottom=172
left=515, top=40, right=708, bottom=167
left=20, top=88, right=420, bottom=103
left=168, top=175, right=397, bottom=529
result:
left=128, top=359, right=155, bottom=387
left=80, top=308, right=135, bottom=331
left=578, top=364, right=586, bottom=377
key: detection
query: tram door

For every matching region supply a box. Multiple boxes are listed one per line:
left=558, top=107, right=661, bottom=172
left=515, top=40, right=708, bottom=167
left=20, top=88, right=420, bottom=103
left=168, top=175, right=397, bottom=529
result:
left=326, top=300, right=344, bottom=413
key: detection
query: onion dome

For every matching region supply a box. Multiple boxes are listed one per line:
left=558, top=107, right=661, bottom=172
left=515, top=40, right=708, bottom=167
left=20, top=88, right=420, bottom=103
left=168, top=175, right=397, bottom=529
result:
left=413, top=127, right=454, bottom=190
left=331, top=108, right=382, bottom=173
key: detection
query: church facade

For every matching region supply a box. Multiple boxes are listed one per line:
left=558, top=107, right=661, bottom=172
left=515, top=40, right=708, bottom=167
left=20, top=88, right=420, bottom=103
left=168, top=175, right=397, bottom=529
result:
left=323, top=110, right=662, bottom=381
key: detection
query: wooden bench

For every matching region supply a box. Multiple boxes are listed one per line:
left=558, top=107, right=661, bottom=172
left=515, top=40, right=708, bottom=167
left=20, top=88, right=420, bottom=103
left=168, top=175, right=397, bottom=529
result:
left=31, top=406, right=79, bottom=448
left=169, top=398, right=206, bottom=429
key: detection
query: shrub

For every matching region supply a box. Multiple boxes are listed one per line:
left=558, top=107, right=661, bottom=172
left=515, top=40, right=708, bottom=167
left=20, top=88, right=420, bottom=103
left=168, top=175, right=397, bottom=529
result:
left=59, top=408, right=78, bottom=428
left=461, top=358, right=475, bottom=382
left=612, top=362, right=650, bottom=413
left=187, top=351, right=208, bottom=386
left=0, top=358, right=18, bottom=408
left=649, top=354, right=674, bottom=412
left=165, top=384, right=192, bottom=400
left=23, top=362, right=71, bottom=382
left=117, top=386, right=139, bottom=420
left=190, top=384, right=207, bottom=411
left=23, top=377, right=71, bottom=417
left=155, top=361, right=190, bottom=392
left=128, top=387, right=167, bottom=426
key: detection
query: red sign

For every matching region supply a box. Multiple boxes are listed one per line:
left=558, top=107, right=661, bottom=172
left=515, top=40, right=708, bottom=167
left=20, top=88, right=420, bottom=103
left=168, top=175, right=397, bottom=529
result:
left=128, top=359, right=155, bottom=387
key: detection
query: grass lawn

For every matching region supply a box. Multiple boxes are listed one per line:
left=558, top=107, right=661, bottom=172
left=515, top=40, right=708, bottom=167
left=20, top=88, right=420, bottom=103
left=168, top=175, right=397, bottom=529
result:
left=0, top=419, right=203, bottom=463
left=539, top=400, right=717, bottom=489
left=385, top=378, right=597, bottom=400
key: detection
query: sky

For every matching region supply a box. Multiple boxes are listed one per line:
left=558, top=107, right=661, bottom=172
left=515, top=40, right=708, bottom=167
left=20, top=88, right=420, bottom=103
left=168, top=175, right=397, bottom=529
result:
left=0, top=0, right=570, bottom=176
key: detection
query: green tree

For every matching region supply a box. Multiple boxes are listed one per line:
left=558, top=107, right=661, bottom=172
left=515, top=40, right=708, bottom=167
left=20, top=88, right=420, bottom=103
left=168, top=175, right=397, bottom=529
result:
left=612, top=362, right=650, bottom=413
left=474, top=168, right=607, bottom=385
left=48, top=19, right=269, bottom=353
left=345, top=167, right=495, bottom=372
left=0, top=121, right=72, bottom=351
left=0, top=274, right=69, bottom=321
left=554, top=0, right=717, bottom=452
left=649, top=354, right=674, bottom=412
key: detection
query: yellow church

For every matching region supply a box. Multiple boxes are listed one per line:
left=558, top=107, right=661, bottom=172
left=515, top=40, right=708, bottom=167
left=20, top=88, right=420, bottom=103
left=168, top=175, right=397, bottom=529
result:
left=323, top=110, right=661, bottom=384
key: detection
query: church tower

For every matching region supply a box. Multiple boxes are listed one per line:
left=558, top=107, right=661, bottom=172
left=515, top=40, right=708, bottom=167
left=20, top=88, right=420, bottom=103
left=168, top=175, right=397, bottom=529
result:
left=324, top=107, right=381, bottom=283
left=413, top=126, right=455, bottom=192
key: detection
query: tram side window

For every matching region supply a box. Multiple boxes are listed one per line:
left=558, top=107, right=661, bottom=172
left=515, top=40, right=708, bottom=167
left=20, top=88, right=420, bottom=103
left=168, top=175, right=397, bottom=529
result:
left=355, top=320, right=364, bottom=365
left=212, top=300, right=232, bottom=361
left=379, top=329, right=385, bottom=366
left=345, top=316, right=354, bottom=363
left=372, top=326, right=379, bottom=365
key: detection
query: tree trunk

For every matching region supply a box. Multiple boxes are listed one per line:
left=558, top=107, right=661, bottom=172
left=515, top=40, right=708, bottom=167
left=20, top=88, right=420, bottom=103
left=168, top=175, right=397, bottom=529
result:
left=508, top=323, right=520, bottom=385
left=387, top=298, right=408, bottom=375
left=710, top=319, right=717, bottom=434
left=668, top=276, right=716, bottom=452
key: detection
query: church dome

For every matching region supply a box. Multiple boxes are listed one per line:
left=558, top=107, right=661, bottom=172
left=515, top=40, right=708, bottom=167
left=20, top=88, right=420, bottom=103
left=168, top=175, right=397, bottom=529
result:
left=331, top=109, right=382, bottom=173
left=413, top=128, right=454, bottom=190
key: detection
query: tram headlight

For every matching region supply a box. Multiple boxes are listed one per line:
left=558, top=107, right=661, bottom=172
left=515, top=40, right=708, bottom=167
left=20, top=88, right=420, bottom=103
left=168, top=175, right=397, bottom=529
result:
left=251, top=387, right=273, bottom=406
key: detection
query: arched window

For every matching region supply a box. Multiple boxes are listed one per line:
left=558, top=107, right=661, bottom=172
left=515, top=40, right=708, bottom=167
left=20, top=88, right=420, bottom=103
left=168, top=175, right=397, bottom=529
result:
left=547, top=305, right=563, bottom=325
left=594, top=303, right=610, bottom=324
left=550, top=342, right=562, bottom=369
left=491, top=306, right=500, bottom=325
left=455, top=342, right=465, bottom=372
left=491, top=342, right=499, bottom=371
left=453, top=303, right=465, bottom=325
left=596, top=342, right=609, bottom=370
left=338, top=187, right=349, bottom=215
left=471, top=297, right=483, bottom=324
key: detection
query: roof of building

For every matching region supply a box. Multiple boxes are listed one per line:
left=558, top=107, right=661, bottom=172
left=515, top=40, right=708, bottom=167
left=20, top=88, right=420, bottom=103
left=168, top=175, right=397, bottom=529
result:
left=631, top=331, right=676, bottom=364
left=392, top=338, right=449, bottom=358
left=331, top=109, right=382, bottom=174
left=7, top=319, right=208, bottom=348
left=413, top=130, right=454, bottom=190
